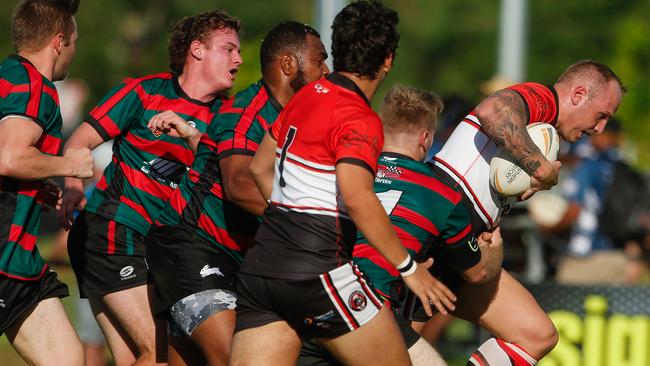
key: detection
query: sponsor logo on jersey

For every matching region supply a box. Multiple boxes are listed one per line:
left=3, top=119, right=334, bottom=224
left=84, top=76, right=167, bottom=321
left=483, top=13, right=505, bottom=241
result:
left=0, top=299, right=5, bottom=309
left=120, top=266, right=137, bottom=281
left=348, top=290, right=367, bottom=311
left=140, top=157, right=189, bottom=188
left=314, top=83, right=329, bottom=94
left=200, top=265, right=224, bottom=278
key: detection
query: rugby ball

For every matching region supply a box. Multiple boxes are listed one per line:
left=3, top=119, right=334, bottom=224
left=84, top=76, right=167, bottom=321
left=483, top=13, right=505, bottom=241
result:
left=489, top=122, right=560, bottom=197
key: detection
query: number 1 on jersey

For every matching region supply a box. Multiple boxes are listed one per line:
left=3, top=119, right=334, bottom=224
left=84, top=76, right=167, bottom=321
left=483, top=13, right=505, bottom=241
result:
left=278, top=126, right=297, bottom=187
left=375, top=189, right=404, bottom=215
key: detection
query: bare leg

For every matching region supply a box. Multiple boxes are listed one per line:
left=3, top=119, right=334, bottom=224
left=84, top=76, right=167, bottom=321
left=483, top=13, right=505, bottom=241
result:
left=8, top=297, right=85, bottom=366
left=92, top=284, right=167, bottom=365
left=190, top=309, right=236, bottom=366
left=168, top=335, right=205, bottom=366
left=230, top=321, right=302, bottom=366
left=452, top=269, right=558, bottom=360
left=90, top=297, right=138, bottom=366
left=319, top=306, right=412, bottom=366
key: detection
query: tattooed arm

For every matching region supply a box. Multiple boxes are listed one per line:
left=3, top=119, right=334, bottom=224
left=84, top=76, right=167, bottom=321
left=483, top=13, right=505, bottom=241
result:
left=475, top=89, right=561, bottom=199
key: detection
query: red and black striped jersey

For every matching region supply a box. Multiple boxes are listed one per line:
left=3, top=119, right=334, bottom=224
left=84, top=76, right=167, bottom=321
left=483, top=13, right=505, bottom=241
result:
left=240, top=72, right=384, bottom=280
left=434, top=82, right=559, bottom=229
left=83, top=73, right=219, bottom=255
left=156, top=81, right=282, bottom=261
left=0, top=55, right=63, bottom=280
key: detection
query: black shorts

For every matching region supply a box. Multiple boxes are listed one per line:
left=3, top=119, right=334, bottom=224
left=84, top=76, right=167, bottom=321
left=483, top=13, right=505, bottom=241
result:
left=0, top=268, right=69, bottom=335
left=235, top=263, right=383, bottom=339
left=297, top=310, right=420, bottom=366
left=146, top=224, right=240, bottom=316
left=68, top=211, right=149, bottom=298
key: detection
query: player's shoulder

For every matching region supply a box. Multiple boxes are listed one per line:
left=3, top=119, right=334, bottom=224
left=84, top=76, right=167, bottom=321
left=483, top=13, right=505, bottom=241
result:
left=0, top=55, right=51, bottom=88
left=505, top=82, right=553, bottom=98
left=122, top=72, right=173, bottom=90
left=230, top=81, right=262, bottom=108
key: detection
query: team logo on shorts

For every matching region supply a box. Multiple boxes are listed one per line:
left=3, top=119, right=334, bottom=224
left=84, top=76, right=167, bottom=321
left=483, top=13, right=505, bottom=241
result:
left=348, top=290, right=367, bottom=312
left=119, top=266, right=136, bottom=281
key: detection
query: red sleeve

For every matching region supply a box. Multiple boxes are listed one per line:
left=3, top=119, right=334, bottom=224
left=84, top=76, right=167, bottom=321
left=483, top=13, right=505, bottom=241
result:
left=506, top=82, right=559, bottom=126
left=330, top=112, right=384, bottom=174
left=269, top=109, right=285, bottom=141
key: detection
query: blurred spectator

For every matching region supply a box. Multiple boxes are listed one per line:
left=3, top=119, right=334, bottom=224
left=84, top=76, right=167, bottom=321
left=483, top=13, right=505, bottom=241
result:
left=479, top=74, right=516, bottom=97
left=540, top=119, right=649, bottom=284
left=55, top=79, right=89, bottom=137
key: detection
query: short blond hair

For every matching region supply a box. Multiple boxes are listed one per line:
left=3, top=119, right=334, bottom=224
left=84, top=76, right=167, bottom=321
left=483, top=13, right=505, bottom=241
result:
left=12, top=0, right=79, bottom=52
left=380, top=84, right=444, bottom=134
left=557, top=59, right=627, bottom=95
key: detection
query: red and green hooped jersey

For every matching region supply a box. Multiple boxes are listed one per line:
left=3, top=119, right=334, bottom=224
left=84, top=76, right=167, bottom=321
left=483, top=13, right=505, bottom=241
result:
left=0, top=55, right=63, bottom=280
left=83, top=73, right=219, bottom=255
left=157, top=81, right=281, bottom=262
left=353, top=153, right=480, bottom=301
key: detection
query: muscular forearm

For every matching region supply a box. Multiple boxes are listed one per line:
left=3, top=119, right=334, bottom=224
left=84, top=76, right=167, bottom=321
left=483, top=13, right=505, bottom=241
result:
left=462, top=237, right=503, bottom=284
left=348, top=191, right=409, bottom=267
left=0, top=146, right=76, bottom=180
left=475, top=90, right=549, bottom=177
left=224, top=177, right=268, bottom=216
left=338, top=164, right=408, bottom=267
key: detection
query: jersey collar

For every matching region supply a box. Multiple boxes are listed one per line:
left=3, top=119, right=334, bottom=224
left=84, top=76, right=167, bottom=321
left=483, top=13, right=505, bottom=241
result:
left=547, top=84, right=560, bottom=126
left=172, top=73, right=216, bottom=108
left=381, top=151, right=415, bottom=161
left=9, top=54, right=34, bottom=66
left=261, top=80, right=283, bottom=113
left=327, top=72, right=371, bottom=107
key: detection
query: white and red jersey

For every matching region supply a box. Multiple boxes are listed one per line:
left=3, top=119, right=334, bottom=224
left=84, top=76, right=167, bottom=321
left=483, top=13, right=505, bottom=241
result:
left=240, top=72, right=384, bottom=280
left=434, top=82, right=559, bottom=229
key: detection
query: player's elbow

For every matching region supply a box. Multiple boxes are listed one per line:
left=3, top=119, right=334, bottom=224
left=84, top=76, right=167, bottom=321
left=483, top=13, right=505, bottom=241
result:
left=0, top=148, right=19, bottom=177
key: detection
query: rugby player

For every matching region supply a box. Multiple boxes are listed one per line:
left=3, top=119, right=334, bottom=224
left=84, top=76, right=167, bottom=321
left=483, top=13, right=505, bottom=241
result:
left=59, top=10, right=242, bottom=365
left=0, top=1, right=90, bottom=365
left=420, top=60, right=626, bottom=365
left=230, top=2, right=446, bottom=365
left=145, top=21, right=329, bottom=365
left=298, top=85, right=503, bottom=366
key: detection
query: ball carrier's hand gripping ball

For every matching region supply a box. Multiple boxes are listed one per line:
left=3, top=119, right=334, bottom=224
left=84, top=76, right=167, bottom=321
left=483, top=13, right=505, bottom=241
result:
left=490, top=122, right=560, bottom=197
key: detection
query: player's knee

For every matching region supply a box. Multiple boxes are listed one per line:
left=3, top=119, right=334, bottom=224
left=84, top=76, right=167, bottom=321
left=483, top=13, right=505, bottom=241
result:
left=522, top=318, right=558, bottom=357
left=539, top=322, right=559, bottom=355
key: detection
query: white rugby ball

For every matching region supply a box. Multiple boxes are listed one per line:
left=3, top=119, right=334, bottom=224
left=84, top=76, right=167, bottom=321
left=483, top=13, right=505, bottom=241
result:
left=489, top=122, right=560, bottom=196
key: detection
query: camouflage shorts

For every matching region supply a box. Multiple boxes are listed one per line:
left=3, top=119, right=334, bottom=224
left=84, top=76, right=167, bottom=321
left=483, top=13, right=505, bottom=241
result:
left=167, top=288, right=237, bottom=337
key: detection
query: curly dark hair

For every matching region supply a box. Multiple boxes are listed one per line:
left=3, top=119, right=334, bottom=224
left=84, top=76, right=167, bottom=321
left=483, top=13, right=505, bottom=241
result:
left=331, top=0, right=399, bottom=78
left=260, top=21, right=320, bottom=76
left=168, top=10, right=240, bottom=74
left=11, top=0, right=80, bottom=52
